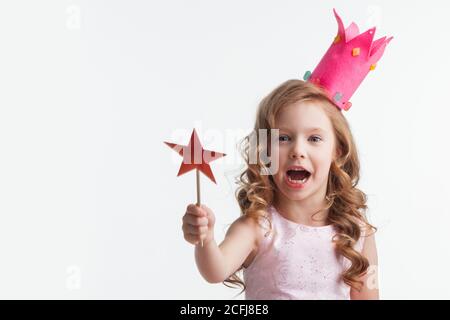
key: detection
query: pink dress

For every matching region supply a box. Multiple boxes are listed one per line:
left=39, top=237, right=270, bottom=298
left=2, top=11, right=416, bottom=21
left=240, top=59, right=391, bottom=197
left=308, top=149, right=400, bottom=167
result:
left=243, top=205, right=365, bottom=300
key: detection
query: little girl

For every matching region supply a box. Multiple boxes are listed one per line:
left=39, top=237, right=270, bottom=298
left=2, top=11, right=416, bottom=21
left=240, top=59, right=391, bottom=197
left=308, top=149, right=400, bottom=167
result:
left=182, top=79, right=379, bottom=300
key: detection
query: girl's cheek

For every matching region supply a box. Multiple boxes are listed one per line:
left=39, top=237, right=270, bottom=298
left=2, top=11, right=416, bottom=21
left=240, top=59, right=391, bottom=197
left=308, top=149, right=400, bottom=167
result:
left=276, top=146, right=287, bottom=159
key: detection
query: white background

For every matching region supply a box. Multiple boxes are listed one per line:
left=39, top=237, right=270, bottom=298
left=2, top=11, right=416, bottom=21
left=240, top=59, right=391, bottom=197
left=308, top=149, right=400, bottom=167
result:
left=0, top=0, right=449, bottom=299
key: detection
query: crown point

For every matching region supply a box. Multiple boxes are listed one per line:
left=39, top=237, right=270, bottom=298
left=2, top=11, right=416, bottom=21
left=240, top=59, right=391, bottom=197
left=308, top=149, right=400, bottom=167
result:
left=303, top=71, right=312, bottom=81
left=334, top=92, right=343, bottom=102
left=370, top=64, right=377, bottom=71
left=352, top=47, right=360, bottom=57
left=343, top=101, right=352, bottom=111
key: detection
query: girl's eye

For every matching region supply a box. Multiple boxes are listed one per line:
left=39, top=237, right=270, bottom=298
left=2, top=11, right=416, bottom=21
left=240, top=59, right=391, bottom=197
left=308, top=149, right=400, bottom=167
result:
left=309, top=135, right=322, bottom=143
left=279, top=135, right=290, bottom=142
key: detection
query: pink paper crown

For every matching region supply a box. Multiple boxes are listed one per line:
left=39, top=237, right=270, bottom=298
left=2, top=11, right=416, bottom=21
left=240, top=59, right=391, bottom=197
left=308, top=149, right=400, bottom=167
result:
left=304, top=8, right=393, bottom=111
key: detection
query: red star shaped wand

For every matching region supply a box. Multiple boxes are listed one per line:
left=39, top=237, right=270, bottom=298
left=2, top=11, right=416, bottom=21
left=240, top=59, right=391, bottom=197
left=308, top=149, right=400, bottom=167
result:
left=164, top=129, right=226, bottom=246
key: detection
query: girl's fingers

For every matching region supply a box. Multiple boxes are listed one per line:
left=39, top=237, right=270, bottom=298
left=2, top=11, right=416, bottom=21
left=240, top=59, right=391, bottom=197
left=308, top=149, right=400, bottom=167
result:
left=184, top=230, right=205, bottom=243
left=183, top=213, right=208, bottom=226
left=183, top=232, right=200, bottom=244
left=183, top=223, right=208, bottom=235
left=182, top=204, right=212, bottom=246
left=186, top=204, right=206, bottom=217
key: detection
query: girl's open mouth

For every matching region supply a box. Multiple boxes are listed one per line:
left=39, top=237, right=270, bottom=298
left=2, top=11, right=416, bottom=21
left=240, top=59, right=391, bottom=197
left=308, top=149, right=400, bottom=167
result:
left=285, top=169, right=311, bottom=188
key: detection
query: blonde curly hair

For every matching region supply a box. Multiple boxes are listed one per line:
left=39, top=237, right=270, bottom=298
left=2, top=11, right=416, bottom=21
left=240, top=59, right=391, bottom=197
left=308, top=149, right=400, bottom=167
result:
left=223, top=79, right=376, bottom=294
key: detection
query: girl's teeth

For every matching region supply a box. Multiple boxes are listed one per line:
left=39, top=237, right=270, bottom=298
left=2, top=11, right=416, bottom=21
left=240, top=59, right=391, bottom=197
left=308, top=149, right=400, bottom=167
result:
left=288, top=175, right=308, bottom=184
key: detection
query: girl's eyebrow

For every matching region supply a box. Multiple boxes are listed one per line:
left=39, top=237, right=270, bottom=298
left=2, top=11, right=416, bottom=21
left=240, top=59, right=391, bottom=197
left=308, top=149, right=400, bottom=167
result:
left=307, top=127, right=326, bottom=133
left=278, top=127, right=326, bottom=133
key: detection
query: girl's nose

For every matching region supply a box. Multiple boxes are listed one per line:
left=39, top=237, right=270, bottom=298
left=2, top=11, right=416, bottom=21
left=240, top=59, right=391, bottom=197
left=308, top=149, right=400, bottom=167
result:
left=290, top=143, right=306, bottom=159
left=290, top=152, right=305, bottom=159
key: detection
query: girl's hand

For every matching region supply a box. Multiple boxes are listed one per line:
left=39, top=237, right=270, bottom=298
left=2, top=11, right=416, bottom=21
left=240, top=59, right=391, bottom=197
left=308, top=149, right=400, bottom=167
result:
left=182, top=204, right=215, bottom=246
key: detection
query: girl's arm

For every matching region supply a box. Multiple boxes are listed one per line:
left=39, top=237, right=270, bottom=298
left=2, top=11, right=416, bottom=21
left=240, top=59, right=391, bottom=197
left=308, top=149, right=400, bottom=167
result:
left=195, top=215, right=257, bottom=283
left=183, top=204, right=258, bottom=283
left=350, top=231, right=379, bottom=300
